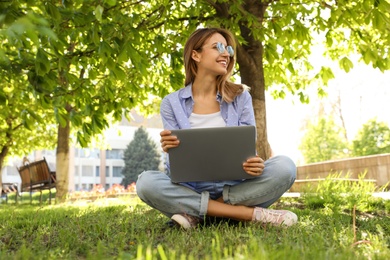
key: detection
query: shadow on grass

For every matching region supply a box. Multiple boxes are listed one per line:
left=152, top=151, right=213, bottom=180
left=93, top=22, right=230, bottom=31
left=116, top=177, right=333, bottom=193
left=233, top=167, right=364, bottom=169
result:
left=0, top=193, right=389, bottom=259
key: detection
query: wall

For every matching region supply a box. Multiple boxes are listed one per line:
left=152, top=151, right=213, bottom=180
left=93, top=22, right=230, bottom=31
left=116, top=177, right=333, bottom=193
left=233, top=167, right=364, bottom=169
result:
left=293, top=153, right=390, bottom=191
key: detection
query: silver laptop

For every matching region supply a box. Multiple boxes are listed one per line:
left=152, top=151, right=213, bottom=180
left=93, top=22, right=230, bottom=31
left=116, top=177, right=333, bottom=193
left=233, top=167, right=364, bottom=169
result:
left=169, top=125, right=257, bottom=182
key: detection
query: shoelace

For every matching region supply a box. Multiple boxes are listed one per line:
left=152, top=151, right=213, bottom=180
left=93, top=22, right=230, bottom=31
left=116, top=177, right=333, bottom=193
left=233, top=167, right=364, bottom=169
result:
left=257, top=209, right=283, bottom=224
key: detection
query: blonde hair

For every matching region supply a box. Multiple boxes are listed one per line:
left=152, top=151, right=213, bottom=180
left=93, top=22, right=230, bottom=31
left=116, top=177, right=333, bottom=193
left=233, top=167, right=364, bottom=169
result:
left=183, top=28, right=245, bottom=103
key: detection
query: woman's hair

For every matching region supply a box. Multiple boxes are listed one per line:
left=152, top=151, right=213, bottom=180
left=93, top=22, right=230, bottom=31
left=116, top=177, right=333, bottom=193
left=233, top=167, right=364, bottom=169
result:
left=183, top=27, right=245, bottom=103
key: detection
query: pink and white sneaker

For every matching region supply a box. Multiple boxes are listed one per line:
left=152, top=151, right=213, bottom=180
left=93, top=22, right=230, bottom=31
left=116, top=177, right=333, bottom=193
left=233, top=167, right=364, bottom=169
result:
left=252, top=207, right=298, bottom=226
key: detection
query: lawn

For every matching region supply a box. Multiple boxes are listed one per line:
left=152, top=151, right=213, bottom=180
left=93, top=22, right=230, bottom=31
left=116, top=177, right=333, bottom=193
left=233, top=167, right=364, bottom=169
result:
left=0, top=178, right=389, bottom=260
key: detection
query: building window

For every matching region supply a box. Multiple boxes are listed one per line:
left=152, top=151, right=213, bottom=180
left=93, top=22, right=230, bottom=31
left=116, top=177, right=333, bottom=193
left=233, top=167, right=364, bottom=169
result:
left=113, top=166, right=123, bottom=177
left=74, top=166, right=79, bottom=177
left=105, top=166, right=110, bottom=177
left=106, top=149, right=124, bottom=159
left=76, top=148, right=99, bottom=158
left=6, top=167, right=18, bottom=176
left=81, top=166, right=93, bottom=177
left=95, top=166, right=109, bottom=177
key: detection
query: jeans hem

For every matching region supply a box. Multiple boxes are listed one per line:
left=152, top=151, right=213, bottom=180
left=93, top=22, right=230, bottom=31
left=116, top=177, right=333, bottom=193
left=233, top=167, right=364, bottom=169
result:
left=199, top=191, right=210, bottom=217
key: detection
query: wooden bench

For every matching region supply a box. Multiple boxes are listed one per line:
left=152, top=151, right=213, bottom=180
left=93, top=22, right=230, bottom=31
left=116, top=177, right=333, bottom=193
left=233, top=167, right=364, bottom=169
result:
left=17, top=157, right=56, bottom=204
left=1, top=183, right=18, bottom=203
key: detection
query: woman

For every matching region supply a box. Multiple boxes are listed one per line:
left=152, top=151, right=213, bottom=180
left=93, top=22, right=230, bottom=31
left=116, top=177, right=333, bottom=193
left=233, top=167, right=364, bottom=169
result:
left=136, top=28, right=297, bottom=229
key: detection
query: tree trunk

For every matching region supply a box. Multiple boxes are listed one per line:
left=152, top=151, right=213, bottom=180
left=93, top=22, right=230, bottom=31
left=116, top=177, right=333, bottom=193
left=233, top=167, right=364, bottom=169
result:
left=0, top=148, right=6, bottom=195
left=56, top=117, right=70, bottom=202
left=214, top=1, right=272, bottom=160
left=237, top=38, right=272, bottom=160
left=0, top=138, right=10, bottom=196
left=236, top=3, right=272, bottom=160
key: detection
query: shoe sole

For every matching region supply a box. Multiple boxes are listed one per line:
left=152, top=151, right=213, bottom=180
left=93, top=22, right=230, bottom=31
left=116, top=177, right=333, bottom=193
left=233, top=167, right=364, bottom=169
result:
left=171, top=214, right=192, bottom=229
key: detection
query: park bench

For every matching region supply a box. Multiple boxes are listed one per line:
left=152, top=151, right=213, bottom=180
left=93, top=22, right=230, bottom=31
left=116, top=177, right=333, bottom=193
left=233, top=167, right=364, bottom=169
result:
left=1, top=183, right=18, bottom=203
left=17, top=157, right=56, bottom=204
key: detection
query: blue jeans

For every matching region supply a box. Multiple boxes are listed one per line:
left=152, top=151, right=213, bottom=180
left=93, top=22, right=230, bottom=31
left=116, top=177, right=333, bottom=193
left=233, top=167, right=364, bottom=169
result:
left=136, top=155, right=296, bottom=218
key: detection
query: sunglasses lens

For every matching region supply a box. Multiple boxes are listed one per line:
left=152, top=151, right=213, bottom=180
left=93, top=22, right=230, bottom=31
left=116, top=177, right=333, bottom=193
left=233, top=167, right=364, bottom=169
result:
left=216, top=42, right=225, bottom=54
left=227, top=46, right=234, bottom=57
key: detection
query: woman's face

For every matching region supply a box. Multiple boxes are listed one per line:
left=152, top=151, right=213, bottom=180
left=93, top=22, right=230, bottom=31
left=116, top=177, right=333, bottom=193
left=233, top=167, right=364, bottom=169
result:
left=193, top=33, right=231, bottom=76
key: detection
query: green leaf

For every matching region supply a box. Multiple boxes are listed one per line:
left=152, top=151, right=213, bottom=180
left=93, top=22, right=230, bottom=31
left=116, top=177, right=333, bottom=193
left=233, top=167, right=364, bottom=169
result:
left=372, top=9, right=384, bottom=30
left=113, top=66, right=126, bottom=80
left=46, top=3, right=61, bottom=21
left=35, top=48, right=50, bottom=76
left=95, top=5, right=104, bottom=22
left=37, top=26, right=58, bottom=41
left=0, top=91, right=7, bottom=105
left=339, top=56, right=354, bottom=73
left=55, top=108, right=68, bottom=128
left=104, top=0, right=117, bottom=7
left=363, top=49, right=376, bottom=64
left=319, top=66, right=335, bottom=85
left=98, top=41, right=112, bottom=62
left=287, top=62, right=295, bottom=74
left=77, top=131, right=88, bottom=147
left=26, top=108, right=43, bottom=123
left=93, top=26, right=101, bottom=45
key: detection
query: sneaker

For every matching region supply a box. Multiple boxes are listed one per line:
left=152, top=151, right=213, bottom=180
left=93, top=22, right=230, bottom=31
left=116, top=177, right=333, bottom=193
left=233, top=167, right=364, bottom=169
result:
left=252, top=207, right=298, bottom=226
left=171, top=214, right=200, bottom=229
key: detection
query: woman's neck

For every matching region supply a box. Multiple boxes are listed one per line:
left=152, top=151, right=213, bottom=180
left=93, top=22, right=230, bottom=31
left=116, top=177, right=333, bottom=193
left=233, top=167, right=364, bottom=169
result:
left=192, top=77, right=217, bottom=98
left=191, top=77, right=220, bottom=114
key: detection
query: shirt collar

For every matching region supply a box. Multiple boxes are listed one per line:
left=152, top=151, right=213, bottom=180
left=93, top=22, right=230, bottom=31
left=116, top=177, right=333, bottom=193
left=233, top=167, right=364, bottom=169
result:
left=180, top=83, right=223, bottom=102
left=180, top=83, right=193, bottom=99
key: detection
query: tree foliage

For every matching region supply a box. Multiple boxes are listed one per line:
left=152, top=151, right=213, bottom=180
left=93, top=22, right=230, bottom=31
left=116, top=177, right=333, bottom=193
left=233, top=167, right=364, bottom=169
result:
left=121, top=127, right=160, bottom=187
left=1, top=0, right=389, bottom=197
left=299, top=117, right=348, bottom=163
left=0, top=0, right=198, bottom=198
left=351, top=118, right=390, bottom=156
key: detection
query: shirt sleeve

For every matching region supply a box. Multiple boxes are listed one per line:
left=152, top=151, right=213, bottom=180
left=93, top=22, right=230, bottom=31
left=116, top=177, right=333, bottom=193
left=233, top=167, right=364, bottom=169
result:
left=160, top=95, right=180, bottom=130
left=238, top=90, right=256, bottom=126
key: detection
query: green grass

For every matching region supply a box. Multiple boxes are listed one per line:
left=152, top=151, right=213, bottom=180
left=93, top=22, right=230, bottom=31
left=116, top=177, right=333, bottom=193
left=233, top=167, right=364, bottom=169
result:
left=0, top=181, right=389, bottom=260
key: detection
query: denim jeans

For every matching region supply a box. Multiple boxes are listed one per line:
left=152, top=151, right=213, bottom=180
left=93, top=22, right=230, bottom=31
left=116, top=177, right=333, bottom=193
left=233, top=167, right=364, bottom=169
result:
left=136, top=155, right=296, bottom=218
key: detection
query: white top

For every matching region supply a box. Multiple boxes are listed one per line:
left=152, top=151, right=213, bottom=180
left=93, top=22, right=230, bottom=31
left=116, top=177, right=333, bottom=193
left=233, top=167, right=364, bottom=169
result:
left=189, top=111, right=226, bottom=128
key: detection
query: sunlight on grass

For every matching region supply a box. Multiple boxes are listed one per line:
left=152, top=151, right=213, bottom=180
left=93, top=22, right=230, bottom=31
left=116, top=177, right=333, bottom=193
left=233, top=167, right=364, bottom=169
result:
left=0, top=177, right=389, bottom=260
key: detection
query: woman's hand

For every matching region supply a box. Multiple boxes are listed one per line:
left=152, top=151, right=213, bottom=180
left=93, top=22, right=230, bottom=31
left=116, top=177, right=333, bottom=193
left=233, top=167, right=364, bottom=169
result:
left=243, top=155, right=265, bottom=176
left=160, top=130, right=180, bottom=153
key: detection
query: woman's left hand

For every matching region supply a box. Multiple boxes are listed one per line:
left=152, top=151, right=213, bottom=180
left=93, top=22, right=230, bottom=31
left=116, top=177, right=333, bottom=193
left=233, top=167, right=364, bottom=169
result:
left=243, top=155, right=265, bottom=176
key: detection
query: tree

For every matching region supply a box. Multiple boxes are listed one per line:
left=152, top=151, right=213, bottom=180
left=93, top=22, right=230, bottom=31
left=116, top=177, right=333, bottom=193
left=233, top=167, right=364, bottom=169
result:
left=351, top=118, right=390, bottom=156
left=0, top=63, right=57, bottom=194
left=121, top=127, right=160, bottom=187
left=208, top=0, right=390, bottom=160
left=1, top=1, right=195, bottom=200
left=299, top=117, right=348, bottom=163
left=2, top=0, right=389, bottom=199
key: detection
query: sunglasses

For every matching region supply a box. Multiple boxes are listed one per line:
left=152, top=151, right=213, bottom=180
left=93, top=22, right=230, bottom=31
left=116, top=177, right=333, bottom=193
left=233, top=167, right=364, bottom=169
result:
left=216, top=42, right=234, bottom=57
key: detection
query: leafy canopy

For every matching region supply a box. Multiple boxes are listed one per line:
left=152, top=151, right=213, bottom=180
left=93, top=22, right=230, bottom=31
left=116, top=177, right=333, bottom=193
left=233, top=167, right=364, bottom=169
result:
left=0, top=0, right=203, bottom=149
left=1, top=0, right=390, bottom=159
left=352, top=118, right=390, bottom=156
left=299, top=117, right=348, bottom=163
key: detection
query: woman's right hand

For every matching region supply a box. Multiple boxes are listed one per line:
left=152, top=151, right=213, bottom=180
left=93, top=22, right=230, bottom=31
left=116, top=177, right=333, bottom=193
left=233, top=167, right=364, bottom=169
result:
left=160, top=130, right=180, bottom=153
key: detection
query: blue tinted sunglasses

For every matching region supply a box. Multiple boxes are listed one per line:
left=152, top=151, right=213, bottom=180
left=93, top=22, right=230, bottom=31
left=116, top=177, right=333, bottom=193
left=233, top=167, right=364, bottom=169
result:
left=216, top=42, right=234, bottom=57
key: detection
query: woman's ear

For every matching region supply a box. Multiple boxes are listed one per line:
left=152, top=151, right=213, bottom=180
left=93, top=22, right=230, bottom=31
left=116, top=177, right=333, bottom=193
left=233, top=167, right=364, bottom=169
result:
left=191, top=50, right=200, bottom=62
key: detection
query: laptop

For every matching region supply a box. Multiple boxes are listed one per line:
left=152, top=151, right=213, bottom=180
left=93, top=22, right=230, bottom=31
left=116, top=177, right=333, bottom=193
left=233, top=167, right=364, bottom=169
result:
left=169, top=125, right=257, bottom=182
